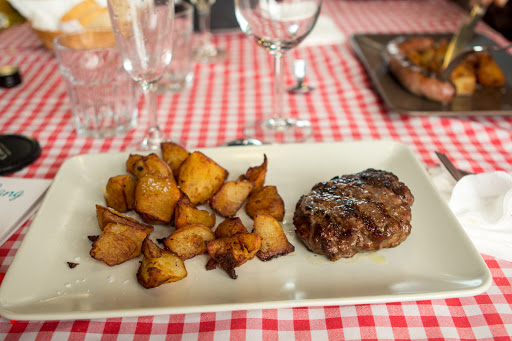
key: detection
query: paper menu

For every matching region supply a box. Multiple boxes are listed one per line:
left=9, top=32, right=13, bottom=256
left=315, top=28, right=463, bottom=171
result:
left=0, top=177, right=52, bottom=246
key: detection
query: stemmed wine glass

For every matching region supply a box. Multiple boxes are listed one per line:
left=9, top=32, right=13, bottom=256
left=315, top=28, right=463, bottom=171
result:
left=107, top=0, right=175, bottom=151
left=190, top=0, right=226, bottom=63
left=235, top=0, right=322, bottom=143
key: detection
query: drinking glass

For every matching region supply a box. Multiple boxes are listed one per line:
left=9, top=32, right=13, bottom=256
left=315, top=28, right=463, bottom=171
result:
left=235, top=0, right=321, bottom=143
left=190, top=0, right=227, bottom=63
left=107, top=0, right=175, bottom=151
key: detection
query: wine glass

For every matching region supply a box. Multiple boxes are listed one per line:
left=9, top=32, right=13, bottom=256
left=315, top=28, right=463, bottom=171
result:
left=190, top=0, right=227, bottom=63
left=235, top=0, right=321, bottom=143
left=107, top=0, right=175, bottom=151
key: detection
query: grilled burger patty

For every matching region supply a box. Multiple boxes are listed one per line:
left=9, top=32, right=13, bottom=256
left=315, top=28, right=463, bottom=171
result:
left=293, top=169, right=414, bottom=261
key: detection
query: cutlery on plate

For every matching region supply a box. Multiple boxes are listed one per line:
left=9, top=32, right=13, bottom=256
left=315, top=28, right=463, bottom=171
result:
left=435, top=151, right=473, bottom=181
left=440, top=42, right=512, bottom=80
left=442, top=2, right=488, bottom=70
left=288, top=59, right=314, bottom=94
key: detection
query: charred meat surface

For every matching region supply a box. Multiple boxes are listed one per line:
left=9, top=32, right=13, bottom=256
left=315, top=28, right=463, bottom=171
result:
left=293, top=169, right=414, bottom=261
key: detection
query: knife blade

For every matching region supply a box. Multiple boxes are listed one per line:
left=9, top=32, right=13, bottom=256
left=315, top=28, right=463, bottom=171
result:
left=442, top=3, right=488, bottom=70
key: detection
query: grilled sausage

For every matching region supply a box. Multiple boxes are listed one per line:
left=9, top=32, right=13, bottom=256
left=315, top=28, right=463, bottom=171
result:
left=385, top=36, right=456, bottom=103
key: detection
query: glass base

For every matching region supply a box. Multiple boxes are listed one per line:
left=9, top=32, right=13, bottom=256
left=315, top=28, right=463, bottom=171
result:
left=134, top=126, right=166, bottom=152
left=157, top=72, right=194, bottom=93
left=244, top=117, right=312, bottom=144
left=194, top=45, right=227, bottom=64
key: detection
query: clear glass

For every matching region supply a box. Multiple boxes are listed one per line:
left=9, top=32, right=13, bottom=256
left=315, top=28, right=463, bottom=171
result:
left=107, top=0, right=175, bottom=151
left=158, top=2, right=195, bottom=92
left=190, top=0, right=227, bottom=63
left=53, top=30, right=137, bottom=139
left=235, top=0, right=321, bottom=143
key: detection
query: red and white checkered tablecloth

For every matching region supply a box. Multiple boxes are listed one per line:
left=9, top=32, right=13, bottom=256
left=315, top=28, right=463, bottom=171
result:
left=1, top=0, right=511, bottom=339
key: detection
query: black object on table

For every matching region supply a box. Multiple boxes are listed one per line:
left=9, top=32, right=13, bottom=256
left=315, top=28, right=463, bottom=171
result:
left=0, top=134, right=41, bottom=175
left=0, top=65, right=22, bottom=88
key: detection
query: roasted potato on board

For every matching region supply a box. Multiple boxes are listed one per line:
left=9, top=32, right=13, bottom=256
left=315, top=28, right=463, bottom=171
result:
left=477, top=52, right=506, bottom=87
left=245, top=185, right=285, bottom=221
left=161, top=142, right=190, bottom=177
left=174, top=195, right=216, bottom=230
left=96, top=205, right=154, bottom=234
left=239, top=154, right=267, bottom=192
left=104, top=174, right=136, bottom=213
left=214, top=217, right=248, bottom=238
left=450, top=61, right=477, bottom=96
left=210, top=180, right=254, bottom=217
left=137, top=237, right=187, bottom=289
left=134, top=175, right=181, bottom=224
left=253, top=213, right=295, bottom=261
left=90, top=223, right=149, bottom=266
left=178, top=151, right=228, bottom=205
left=126, top=153, right=174, bottom=180
left=163, top=223, right=215, bottom=260
left=206, top=233, right=262, bottom=279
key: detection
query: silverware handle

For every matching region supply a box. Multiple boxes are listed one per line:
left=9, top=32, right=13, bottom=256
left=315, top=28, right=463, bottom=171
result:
left=466, top=3, right=487, bottom=31
left=435, top=151, right=468, bottom=181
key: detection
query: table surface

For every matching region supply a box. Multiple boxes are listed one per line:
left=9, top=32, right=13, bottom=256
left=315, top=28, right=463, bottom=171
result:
left=1, top=0, right=511, bottom=339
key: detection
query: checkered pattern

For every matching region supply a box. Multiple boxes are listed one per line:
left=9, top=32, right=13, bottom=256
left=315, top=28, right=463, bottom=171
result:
left=1, top=0, right=511, bottom=338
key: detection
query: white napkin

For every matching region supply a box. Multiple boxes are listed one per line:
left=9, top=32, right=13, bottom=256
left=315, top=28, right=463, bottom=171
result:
left=7, top=0, right=82, bottom=31
left=7, top=0, right=107, bottom=31
left=448, top=171, right=512, bottom=262
left=301, top=15, right=346, bottom=47
left=0, top=177, right=51, bottom=246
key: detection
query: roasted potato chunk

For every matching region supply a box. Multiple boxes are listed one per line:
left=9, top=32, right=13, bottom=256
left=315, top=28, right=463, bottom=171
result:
left=215, top=217, right=248, bottom=238
left=239, top=154, right=267, bottom=192
left=450, top=61, right=476, bottom=96
left=104, top=174, right=136, bottom=212
left=174, top=195, right=216, bottom=230
left=96, top=205, right=154, bottom=234
left=205, top=233, right=261, bottom=279
left=163, top=223, right=215, bottom=260
left=161, top=142, right=190, bottom=177
left=178, top=151, right=228, bottom=205
left=253, top=213, right=294, bottom=261
left=477, top=52, right=505, bottom=87
left=210, top=180, right=254, bottom=217
left=245, top=185, right=285, bottom=221
left=137, top=237, right=187, bottom=288
left=126, top=153, right=173, bottom=180
left=209, top=217, right=249, bottom=270
left=90, top=223, right=149, bottom=266
left=134, top=176, right=181, bottom=224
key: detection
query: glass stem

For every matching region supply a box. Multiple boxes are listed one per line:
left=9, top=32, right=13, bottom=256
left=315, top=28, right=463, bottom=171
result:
left=273, top=53, right=285, bottom=122
left=197, top=4, right=214, bottom=52
left=141, top=81, right=163, bottom=149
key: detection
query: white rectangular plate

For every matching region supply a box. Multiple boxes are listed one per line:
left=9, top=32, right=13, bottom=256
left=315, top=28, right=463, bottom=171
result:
left=0, top=141, right=491, bottom=321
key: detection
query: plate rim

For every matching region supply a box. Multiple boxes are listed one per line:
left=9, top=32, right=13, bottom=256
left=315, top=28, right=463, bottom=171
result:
left=0, top=140, right=492, bottom=321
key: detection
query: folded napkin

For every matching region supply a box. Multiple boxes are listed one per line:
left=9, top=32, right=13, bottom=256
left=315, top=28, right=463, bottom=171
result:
left=301, top=15, right=346, bottom=47
left=0, top=177, right=51, bottom=246
left=7, top=0, right=107, bottom=31
left=448, top=171, right=512, bottom=262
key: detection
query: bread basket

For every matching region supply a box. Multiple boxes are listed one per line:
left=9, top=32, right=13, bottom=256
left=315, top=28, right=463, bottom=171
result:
left=29, top=0, right=111, bottom=51
left=31, top=27, right=63, bottom=51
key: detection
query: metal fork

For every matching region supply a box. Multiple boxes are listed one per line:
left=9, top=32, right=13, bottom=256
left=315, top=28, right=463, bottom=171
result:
left=435, top=151, right=473, bottom=181
left=440, top=42, right=512, bottom=80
